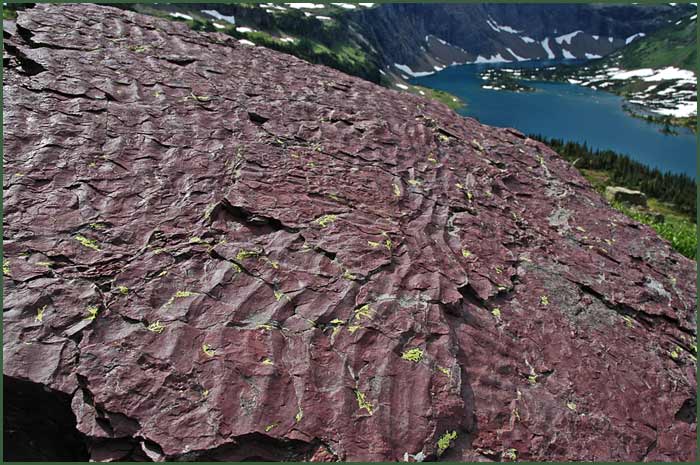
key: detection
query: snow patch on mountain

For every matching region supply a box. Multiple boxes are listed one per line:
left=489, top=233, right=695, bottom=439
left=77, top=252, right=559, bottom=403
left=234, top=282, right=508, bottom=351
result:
left=555, top=31, right=582, bottom=45
left=561, top=49, right=576, bottom=59
left=625, top=33, right=646, bottom=44
left=285, top=3, right=325, bottom=9
left=541, top=38, right=555, bottom=59
left=169, top=12, right=193, bottom=21
left=201, top=10, right=236, bottom=24
left=474, top=53, right=510, bottom=64
left=394, top=63, right=435, bottom=77
left=486, top=17, right=523, bottom=34
left=506, top=48, right=529, bottom=62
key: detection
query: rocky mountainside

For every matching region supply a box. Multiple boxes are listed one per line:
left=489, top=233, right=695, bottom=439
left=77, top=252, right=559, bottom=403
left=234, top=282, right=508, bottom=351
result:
left=494, top=11, right=698, bottom=124
left=92, top=2, right=696, bottom=83
left=3, top=4, right=697, bottom=462
left=346, top=2, right=695, bottom=74
left=598, top=9, right=697, bottom=72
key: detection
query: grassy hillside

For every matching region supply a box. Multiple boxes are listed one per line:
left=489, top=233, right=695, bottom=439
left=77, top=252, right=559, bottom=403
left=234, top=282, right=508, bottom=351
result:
left=600, top=13, right=697, bottom=71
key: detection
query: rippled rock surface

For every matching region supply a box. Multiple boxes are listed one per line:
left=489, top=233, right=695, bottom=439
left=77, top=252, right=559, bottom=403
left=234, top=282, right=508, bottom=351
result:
left=3, top=4, right=696, bottom=462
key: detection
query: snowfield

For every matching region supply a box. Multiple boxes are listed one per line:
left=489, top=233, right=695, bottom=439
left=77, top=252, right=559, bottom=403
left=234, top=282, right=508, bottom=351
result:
left=201, top=9, right=235, bottom=24
left=169, top=12, right=193, bottom=21
left=285, top=3, right=324, bottom=9
left=541, top=38, right=555, bottom=59
left=474, top=53, right=509, bottom=64
left=555, top=31, right=582, bottom=45
left=394, top=63, right=435, bottom=77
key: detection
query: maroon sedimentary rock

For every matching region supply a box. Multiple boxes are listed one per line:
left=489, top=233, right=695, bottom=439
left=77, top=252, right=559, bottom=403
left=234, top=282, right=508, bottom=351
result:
left=2, top=4, right=696, bottom=462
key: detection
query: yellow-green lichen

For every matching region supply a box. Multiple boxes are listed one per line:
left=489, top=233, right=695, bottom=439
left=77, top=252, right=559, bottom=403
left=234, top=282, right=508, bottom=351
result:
left=566, top=401, right=577, bottom=411
left=189, top=92, right=211, bottom=102
left=315, top=214, right=337, bottom=228
left=491, top=308, right=502, bottom=320
left=117, top=286, right=129, bottom=295
left=512, top=407, right=520, bottom=421
left=670, top=346, right=682, bottom=360
left=295, top=408, right=303, bottom=423
left=264, top=422, right=279, bottom=432
left=528, top=374, right=538, bottom=385
left=35, top=305, right=46, bottom=323
left=437, top=431, right=457, bottom=456
left=342, top=269, right=357, bottom=280
left=175, top=291, right=196, bottom=298
left=203, top=203, right=216, bottom=220
left=147, top=321, right=165, bottom=333
left=231, top=263, right=242, bottom=273
left=262, top=358, right=274, bottom=366
left=393, top=183, right=401, bottom=197
left=622, top=315, right=634, bottom=328
left=85, top=306, right=99, bottom=321
left=461, top=249, right=472, bottom=258
left=438, top=366, right=451, bottom=377
left=401, top=348, right=424, bottom=363
left=3, top=260, right=10, bottom=276
left=503, top=448, right=517, bottom=461
left=354, top=389, right=374, bottom=415
left=236, top=249, right=261, bottom=261
left=75, top=235, right=100, bottom=251
left=367, top=241, right=381, bottom=248
left=202, top=343, right=215, bottom=357
left=540, top=295, right=549, bottom=306
left=354, top=304, right=373, bottom=320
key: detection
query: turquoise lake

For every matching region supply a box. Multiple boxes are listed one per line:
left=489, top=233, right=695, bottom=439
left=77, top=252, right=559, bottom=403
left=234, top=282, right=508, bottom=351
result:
left=411, top=61, right=698, bottom=178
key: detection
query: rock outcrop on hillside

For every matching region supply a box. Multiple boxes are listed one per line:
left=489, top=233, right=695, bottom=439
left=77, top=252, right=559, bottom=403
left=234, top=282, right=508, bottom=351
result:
left=3, top=4, right=696, bottom=462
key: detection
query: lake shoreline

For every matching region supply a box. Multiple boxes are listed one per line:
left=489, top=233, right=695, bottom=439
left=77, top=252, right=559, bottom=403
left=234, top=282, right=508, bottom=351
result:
left=411, top=60, right=697, bottom=179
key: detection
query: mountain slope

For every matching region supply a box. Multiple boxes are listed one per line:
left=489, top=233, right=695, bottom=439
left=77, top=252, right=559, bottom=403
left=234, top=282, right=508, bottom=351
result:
left=495, top=11, right=698, bottom=126
left=3, top=4, right=697, bottom=462
left=348, top=2, right=695, bottom=73
left=599, top=9, right=697, bottom=71
left=113, top=2, right=695, bottom=81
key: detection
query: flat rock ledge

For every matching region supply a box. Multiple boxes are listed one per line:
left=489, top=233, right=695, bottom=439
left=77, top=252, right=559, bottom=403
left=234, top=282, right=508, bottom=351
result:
left=2, top=4, right=696, bottom=462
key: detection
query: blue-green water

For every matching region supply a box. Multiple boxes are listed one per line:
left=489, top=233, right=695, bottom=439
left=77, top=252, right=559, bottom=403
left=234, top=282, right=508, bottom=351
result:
left=412, top=61, right=697, bottom=178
